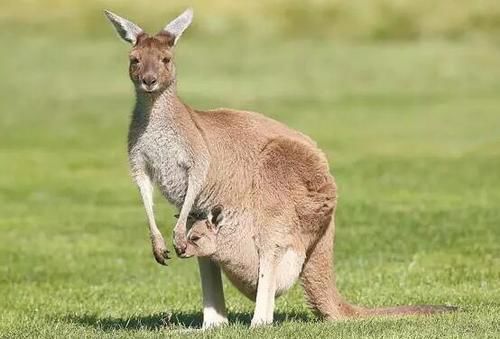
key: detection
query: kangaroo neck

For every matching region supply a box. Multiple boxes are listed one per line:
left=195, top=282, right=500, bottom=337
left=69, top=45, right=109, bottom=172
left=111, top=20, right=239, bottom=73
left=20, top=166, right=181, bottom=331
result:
left=133, top=83, right=191, bottom=127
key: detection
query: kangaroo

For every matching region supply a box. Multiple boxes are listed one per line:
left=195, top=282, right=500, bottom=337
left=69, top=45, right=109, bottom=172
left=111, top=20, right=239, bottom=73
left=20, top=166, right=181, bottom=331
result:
left=183, top=205, right=304, bottom=302
left=104, top=8, right=455, bottom=328
left=185, top=204, right=454, bottom=320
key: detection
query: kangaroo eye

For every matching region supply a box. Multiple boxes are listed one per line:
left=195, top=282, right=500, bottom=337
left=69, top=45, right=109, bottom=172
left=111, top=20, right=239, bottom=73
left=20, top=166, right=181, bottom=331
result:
left=190, top=235, right=201, bottom=242
left=130, top=57, right=139, bottom=65
left=162, top=57, right=171, bottom=64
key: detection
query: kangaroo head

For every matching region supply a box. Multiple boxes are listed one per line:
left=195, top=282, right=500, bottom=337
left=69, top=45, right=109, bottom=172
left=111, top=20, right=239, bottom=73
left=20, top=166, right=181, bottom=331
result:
left=104, top=8, right=193, bottom=94
left=183, top=205, right=224, bottom=258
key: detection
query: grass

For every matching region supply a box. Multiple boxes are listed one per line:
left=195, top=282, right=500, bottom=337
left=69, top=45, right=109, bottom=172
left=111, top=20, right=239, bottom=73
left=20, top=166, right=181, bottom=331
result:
left=1, top=1, right=500, bottom=338
left=3, top=0, right=500, bottom=41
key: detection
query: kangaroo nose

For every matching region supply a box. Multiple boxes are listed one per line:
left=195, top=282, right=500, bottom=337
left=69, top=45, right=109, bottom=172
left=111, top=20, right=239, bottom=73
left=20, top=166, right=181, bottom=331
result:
left=142, top=76, right=157, bottom=86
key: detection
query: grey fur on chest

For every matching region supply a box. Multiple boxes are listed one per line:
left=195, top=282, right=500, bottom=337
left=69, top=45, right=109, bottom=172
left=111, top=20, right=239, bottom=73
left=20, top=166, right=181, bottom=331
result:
left=129, top=118, right=190, bottom=208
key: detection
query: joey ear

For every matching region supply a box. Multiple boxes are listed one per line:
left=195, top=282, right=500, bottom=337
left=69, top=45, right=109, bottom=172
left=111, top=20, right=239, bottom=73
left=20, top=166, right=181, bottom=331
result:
left=210, top=205, right=224, bottom=232
left=163, top=8, right=193, bottom=46
left=104, top=10, right=144, bottom=45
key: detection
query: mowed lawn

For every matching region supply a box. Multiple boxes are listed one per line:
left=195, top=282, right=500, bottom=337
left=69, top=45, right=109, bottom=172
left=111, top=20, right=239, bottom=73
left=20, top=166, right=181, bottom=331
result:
left=1, top=17, right=500, bottom=339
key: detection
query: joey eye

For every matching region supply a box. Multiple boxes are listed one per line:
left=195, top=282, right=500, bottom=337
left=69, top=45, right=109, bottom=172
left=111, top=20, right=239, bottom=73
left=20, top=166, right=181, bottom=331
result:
left=162, top=57, right=171, bottom=64
left=130, top=57, right=139, bottom=65
left=190, top=235, right=201, bottom=242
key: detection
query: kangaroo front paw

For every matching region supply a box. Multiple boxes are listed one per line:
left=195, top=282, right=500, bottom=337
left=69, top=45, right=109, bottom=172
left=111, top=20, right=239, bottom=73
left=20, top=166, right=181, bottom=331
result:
left=152, top=239, right=170, bottom=266
left=173, top=231, right=188, bottom=257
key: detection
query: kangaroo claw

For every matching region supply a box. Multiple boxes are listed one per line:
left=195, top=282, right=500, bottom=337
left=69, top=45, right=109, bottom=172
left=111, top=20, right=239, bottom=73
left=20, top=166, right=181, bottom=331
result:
left=152, top=238, right=171, bottom=266
left=153, top=248, right=170, bottom=265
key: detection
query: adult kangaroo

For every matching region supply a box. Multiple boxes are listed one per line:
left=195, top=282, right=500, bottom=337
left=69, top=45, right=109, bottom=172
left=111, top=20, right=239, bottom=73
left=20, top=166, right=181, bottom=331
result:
left=105, top=8, right=454, bottom=328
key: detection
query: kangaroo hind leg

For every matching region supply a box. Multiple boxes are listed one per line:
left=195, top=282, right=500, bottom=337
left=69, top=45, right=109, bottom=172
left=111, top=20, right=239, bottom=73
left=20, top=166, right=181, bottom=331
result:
left=300, top=220, right=359, bottom=320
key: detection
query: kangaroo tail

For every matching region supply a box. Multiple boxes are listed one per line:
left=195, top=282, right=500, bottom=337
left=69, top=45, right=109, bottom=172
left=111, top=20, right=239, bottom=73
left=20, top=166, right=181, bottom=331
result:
left=355, top=304, right=458, bottom=318
left=300, top=219, right=457, bottom=320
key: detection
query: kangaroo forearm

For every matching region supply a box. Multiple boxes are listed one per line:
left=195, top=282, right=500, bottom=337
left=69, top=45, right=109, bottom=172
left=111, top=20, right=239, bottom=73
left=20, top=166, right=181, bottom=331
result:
left=136, top=173, right=170, bottom=265
left=136, top=174, right=159, bottom=235
left=173, top=162, right=208, bottom=252
left=175, top=182, right=198, bottom=232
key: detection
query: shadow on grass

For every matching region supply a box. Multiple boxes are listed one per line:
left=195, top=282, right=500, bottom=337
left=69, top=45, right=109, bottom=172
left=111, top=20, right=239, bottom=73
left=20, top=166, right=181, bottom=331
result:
left=63, top=311, right=312, bottom=331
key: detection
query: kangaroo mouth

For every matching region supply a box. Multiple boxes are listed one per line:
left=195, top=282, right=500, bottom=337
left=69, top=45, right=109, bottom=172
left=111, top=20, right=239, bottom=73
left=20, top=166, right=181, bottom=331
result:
left=140, top=83, right=160, bottom=93
left=179, top=252, right=193, bottom=259
left=138, top=79, right=175, bottom=94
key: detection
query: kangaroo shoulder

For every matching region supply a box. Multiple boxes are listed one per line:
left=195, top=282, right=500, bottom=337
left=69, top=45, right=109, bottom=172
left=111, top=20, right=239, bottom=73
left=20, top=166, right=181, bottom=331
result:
left=259, top=137, right=332, bottom=186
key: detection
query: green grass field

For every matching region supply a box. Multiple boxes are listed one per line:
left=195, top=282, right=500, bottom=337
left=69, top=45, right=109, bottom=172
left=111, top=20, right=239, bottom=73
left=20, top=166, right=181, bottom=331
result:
left=1, top=1, right=500, bottom=338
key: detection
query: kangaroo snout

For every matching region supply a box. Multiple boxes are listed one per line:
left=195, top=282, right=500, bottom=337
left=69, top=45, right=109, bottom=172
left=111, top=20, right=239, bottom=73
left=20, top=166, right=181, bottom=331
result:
left=142, top=75, right=157, bottom=86
left=141, top=74, right=159, bottom=92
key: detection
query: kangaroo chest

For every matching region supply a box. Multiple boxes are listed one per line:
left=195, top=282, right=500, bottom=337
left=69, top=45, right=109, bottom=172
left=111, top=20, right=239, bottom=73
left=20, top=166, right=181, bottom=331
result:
left=129, top=120, right=190, bottom=208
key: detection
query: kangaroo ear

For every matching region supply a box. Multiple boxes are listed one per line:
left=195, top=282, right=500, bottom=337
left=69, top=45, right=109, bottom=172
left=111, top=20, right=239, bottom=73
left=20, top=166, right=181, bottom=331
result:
left=104, top=10, right=144, bottom=45
left=163, top=8, right=193, bottom=46
left=209, top=205, right=223, bottom=233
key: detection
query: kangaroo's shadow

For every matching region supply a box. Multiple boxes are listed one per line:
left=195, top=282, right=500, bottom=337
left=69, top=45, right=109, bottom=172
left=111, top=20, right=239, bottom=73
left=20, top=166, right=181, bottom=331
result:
left=63, top=311, right=311, bottom=331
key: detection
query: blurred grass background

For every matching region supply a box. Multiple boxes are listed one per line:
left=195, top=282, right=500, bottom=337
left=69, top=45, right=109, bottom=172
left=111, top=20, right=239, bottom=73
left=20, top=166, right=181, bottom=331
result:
left=0, top=0, right=499, bottom=338
left=3, top=0, right=500, bottom=41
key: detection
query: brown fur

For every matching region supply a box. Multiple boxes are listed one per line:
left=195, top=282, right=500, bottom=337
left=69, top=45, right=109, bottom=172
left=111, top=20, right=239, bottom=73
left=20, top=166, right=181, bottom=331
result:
left=128, top=32, right=176, bottom=93
left=105, top=9, right=456, bottom=327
